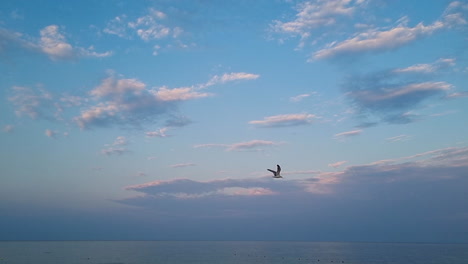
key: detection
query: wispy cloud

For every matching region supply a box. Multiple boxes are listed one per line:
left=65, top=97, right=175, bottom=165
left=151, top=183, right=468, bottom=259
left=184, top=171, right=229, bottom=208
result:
left=334, top=129, right=362, bottom=139
left=328, top=161, right=348, bottom=168
left=312, top=2, right=467, bottom=60
left=170, top=163, right=196, bottom=168
left=8, top=86, right=54, bottom=120
left=154, top=86, right=213, bottom=101
left=386, top=135, right=411, bottom=142
left=3, top=125, right=14, bottom=133
left=203, top=72, right=260, bottom=88
left=249, top=113, right=316, bottom=128
left=194, top=139, right=280, bottom=152
left=101, top=136, right=130, bottom=156
left=103, top=8, right=189, bottom=55
left=105, top=8, right=179, bottom=42
left=393, top=58, right=456, bottom=74
left=271, top=0, right=367, bottom=48
left=45, top=129, right=58, bottom=139
left=289, top=93, right=314, bottom=102
left=146, top=127, right=170, bottom=138
left=0, top=25, right=111, bottom=60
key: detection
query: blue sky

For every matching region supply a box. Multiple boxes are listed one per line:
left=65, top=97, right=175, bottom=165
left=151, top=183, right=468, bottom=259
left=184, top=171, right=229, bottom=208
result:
left=1, top=0, right=468, bottom=242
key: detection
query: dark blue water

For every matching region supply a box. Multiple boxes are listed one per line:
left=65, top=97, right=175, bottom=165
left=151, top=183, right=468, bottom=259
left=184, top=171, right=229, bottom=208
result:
left=0, top=241, right=467, bottom=264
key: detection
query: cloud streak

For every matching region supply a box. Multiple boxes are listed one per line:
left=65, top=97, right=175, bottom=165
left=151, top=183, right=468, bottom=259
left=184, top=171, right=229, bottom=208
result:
left=249, top=113, right=316, bottom=128
left=194, top=139, right=280, bottom=152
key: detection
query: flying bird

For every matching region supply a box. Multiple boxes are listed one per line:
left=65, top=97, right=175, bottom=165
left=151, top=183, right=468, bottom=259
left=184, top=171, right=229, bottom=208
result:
left=267, top=164, right=282, bottom=178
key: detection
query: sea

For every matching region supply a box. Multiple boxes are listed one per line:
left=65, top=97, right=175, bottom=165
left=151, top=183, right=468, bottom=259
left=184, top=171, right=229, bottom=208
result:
left=1, top=241, right=467, bottom=264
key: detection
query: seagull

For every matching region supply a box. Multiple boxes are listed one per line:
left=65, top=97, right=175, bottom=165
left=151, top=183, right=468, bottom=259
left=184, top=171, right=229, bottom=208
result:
left=267, top=164, right=282, bottom=178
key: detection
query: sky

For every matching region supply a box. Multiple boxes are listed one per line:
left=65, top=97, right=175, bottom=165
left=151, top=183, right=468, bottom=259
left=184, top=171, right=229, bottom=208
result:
left=1, top=0, right=468, bottom=243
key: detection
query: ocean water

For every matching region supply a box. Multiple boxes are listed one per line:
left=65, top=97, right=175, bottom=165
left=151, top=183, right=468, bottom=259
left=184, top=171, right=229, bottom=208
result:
left=0, top=241, right=467, bottom=264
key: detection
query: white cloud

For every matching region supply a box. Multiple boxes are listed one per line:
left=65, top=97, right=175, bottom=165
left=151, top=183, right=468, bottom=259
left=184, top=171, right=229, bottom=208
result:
left=249, top=113, right=316, bottom=127
left=39, top=25, right=111, bottom=60
left=39, top=25, right=74, bottom=60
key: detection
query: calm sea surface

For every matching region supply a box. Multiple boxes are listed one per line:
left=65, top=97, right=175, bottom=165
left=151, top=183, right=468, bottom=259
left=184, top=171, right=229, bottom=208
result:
left=0, top=241, right=467, bottom=264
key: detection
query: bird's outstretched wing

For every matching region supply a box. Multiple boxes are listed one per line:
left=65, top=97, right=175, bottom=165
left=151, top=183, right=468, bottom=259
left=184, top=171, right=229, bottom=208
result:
left=276, top=164, right=281, bottom=173
left=267, top=169, right=276, bottom=174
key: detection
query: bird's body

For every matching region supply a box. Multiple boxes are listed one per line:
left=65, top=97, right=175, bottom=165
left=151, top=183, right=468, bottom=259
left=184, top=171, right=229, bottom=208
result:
left=267, top=164, right=282, bottom=178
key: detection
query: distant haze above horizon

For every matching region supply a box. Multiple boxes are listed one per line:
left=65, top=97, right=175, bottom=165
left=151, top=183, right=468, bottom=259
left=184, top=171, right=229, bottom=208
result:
left=1, top=0, right=467, bottom=243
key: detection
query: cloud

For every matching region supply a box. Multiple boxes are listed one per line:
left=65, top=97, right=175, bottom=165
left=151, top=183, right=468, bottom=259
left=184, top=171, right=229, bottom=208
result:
left=313, top=19, right=445, bottom=60
left=348, top=82, right=451, bottom=110
left=75, top=74, right=173, bottom=129
left=124, top=177, right=304, bottom=199
left=0, top=25, right=111, bottom=60
left=8, top=69, right=256, bottom=130
left=101, top=136, right=130, bottom=156
left=289, top=93, right=313, bottom=102
left=104, top=8, right=184, bottom=43
left=194, top=139, right=280, bottom=152
left=3, top=125, right=14, bottom=133
left=312, top=2, right=467, bottom=60
left=271, top=0, right=367, bottom=48
left=8, top=86, right=54, bottom=119
left=146, top=127, right=170, bottom=138
left=170, top=163, right=196, bottom=168
left=343, top=65, right=454, bottom=125
left=103, top=15, right=129, bottom=38
left=45, top=129, right=58, bottom=139
left=393, top=58, right=456, bottom=74
left=203, top=72, right=260, bottom=88
left=164, top=115, right=192, bottom=127
left=249, top=113, right=316, bottom=128
left=386, top=135, right=411, bottom=142
left=328, top=161, right=348, bottom=168
left=334, top=129, right=362, bottom=139
left=154, top=86, right=213, bottom=101
left=117, top=146, right=468, bottom=242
